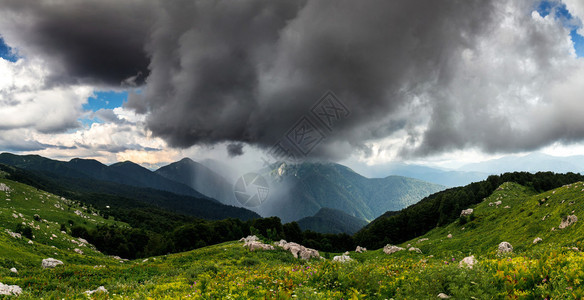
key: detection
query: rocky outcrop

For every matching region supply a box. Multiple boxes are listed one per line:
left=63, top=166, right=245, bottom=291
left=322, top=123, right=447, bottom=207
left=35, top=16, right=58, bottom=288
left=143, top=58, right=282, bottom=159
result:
left=459, top=255, right=477, bottom=269
left=559, top=215, right=577, bottom=229
left=0, top=283, right=22, bottom=296
left=74, top=248, right=84, bottom=255
left=355, top=246, right=367, bottom=253
left=41, top=258, right=64, bottom=269
left=333, top=254, right=353, bottom=263
left=278, top=240, right=320, bottom=260
left=239, top=235, right=259, bottom=243
left=437, top=293, right=451, bottom=299
left=494, top=201, right=502, bottom=206
left=497, top=242, right=513, bottom=254
left=244, top=241, right=275, bottom=251
left=460, top=209, right=473, bottom=217
left=383, top=244, right=404, bottom=255
left=533, top=237, right=542, bottom=244
left=240, top=235, right=274, bottom=251
left=418, top=238, right=429, bottom=243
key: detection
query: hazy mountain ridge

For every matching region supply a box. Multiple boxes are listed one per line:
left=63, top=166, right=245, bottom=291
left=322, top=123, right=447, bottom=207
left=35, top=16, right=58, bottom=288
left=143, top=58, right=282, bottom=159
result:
left=155, top=158, right=238, bottom=207
left=296, top=207, right=369, bottom=234
left=251, top=162, right=445, bottom=223
left=0, top=153, right=207, bottom=199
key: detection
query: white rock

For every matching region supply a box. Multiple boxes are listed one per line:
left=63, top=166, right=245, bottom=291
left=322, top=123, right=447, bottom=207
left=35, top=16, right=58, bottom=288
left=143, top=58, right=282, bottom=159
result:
left=42, top=258, right=64, bottom=269
left=383, top=244, right=404, bottom=255
left=0, top=283, right=22, bottom=296
left=497, top=242, right=513, bottom=254
left=559, top=215, right=577, bottom=229
left=355, top=246, right=367, bottom=253
left=10, top=268, right=17, bottom=274
left=277, top=241, right=320, bottom=260
left=437, top=293, right=451, bottom=299
left=243, top=240, right=274, bottom=251
left=84, top=286, right=108, bottom=295
left=459, top=255, right=477, bottom=269
left=533, top=237, right=542, bottom=244
left=74, top=248, right=83, bottom=255
left=408, top=247, right=422, bottom=253
left=460, top=209, right=473, bottom=217
left=333, top=254, right=353, bottom=263
left=447, top=234, right=453, bottom=239
left=418, top=238, right=429, bottom=243
left=5, top=229, right=21, bottom=239
left=0, top=183, right=11, bottom=192
left=239, top=235, right=259, bottom=243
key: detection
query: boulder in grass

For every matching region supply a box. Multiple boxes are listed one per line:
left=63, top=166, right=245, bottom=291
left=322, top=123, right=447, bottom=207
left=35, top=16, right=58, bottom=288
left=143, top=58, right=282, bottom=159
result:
left=383, top=244, right=405, bottom=255
left=42, top=258, right=63, bottom=269
left=277, top=240, right=320, bottom=260
left=0, top=183, right=10, bottom=192
left=533, top=237, right=542, bottom=244
left=559, top=215, right=577, bottom=229
left=437, top=293, right=451, bottom=299
left=239, top=235, right=260, bottom=243
left=10, top=268, right=17, bottom=274
left=408, top=247, right=422, bottom=254
left=0, top=283, right=22, bottom=296
left=460, top=209, right=473, bottom=217
left=355, top=246, right=367, bottom=253
left=244, top=241, right=274, bottom=251
left=447, top=234, right=453, bottom=239
left=459, top=255, right=477, bottom=269
left=84, top=286, right=108, bottom=295
left=497, top=242, right=513, bottom=254
left=333, top=254, right=353, bottom=263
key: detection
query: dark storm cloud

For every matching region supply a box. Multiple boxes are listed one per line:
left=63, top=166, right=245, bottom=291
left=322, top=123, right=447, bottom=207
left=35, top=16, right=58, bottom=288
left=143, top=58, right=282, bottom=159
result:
left=3, top=0, right=583, bottom=160
left=227, top=143, right=245, bottom=157
left=127, top=0, right=500, bottom=160
left=0, top=0, right=153, bottom=86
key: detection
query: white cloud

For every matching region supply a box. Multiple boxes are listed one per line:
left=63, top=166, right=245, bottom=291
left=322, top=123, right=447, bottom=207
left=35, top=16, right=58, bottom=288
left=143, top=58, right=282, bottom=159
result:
left=563, top=0, right=584, bottom=35
left=0, top=57, right=91, bottom=133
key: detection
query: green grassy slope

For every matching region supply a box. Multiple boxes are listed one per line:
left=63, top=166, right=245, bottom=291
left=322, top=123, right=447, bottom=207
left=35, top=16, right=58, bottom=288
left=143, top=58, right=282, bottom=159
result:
left=405, top=181, right=584, bottom=256
left=0, top=178, right=125, bottom=266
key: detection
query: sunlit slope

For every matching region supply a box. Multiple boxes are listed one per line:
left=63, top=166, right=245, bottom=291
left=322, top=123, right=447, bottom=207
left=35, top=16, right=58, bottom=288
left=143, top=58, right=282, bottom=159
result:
left=0, top=178, right=124, bottom=267
left=407, top=181, right=584, bottom=256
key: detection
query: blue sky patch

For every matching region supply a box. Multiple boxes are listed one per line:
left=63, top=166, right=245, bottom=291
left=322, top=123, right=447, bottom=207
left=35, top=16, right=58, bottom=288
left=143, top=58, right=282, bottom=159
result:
left=537, top=0, right=584, bottom=57
left=571, top=30, right=584, bottom=57
left=0, top=37, right=18, bottom=62
left=84, top=90, right=128, bottom=112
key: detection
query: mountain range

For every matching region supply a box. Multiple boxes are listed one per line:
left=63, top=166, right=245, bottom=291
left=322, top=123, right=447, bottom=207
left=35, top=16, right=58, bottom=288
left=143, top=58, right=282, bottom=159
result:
left=154, top=159, right=445, bottom=223
left=0, top=152, right=447, bottom=234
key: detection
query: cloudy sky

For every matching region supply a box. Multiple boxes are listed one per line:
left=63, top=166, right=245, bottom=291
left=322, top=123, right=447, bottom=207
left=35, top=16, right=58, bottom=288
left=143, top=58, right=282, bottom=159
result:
left=0, top=0, right=583, bottom=171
